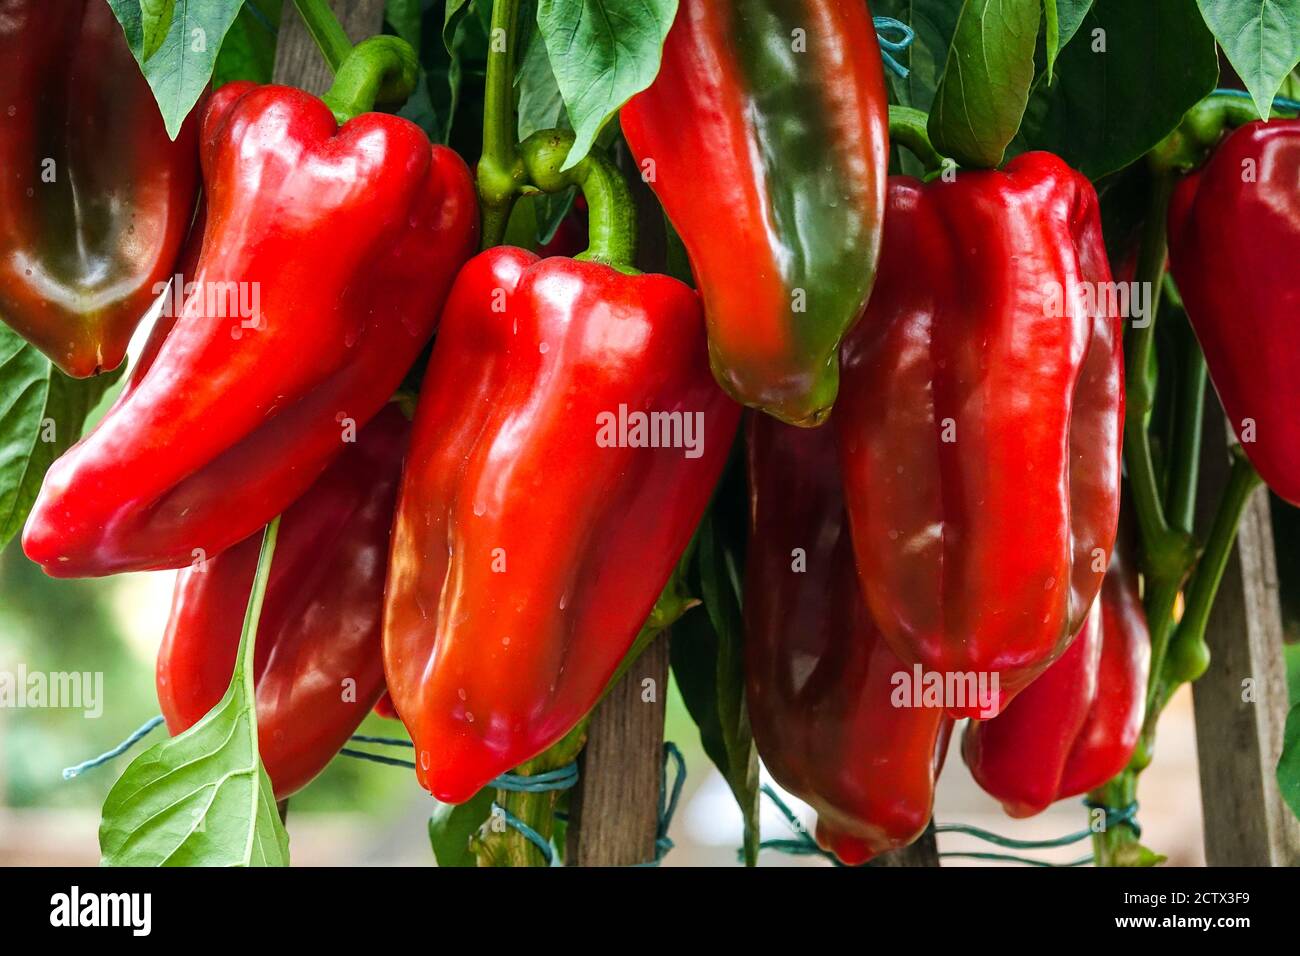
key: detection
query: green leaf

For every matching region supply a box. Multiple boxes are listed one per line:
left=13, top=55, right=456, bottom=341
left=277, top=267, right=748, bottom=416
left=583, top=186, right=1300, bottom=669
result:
left=536, top=0, right=677, bottom=169
left=517, top=21, right=567, bottom=139
left=100, top=522, right=289, bottom=867
left=1198, top=0, right=1300, bottom=120
left=386, top=0, right=425, bottom=53
left=1280, top=702, right=1300, bottom=824
left=1014, top=0, right=1219, bottom=179
left=929, top=0, right=1041, bottom=169
left=212, top=0, right=282, bottom=87
left=429, top=788, right=495, bottom=867
left=1045, top=0, right=1094, bottom=79
left=0, top=328, right=122, bottom=549
left=443, top=0, right=476, bottom=53
left=872, top=0, right=963, bottom=112
left=669, top=445, right=760, bottom=866
left=1045, top=0, right=1059, bottom=80
left=1055, top=0, right=1093, bottom=49
left=141, top=0, right=177, bottom=60
left=107, top=0, right=246, bottom=139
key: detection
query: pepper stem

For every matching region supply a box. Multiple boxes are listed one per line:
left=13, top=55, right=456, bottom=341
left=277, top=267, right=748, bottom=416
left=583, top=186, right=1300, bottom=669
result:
left=320, top=36, right=419, bottom=125
left=1149, top=91, right=1272, bottom=175
left=519, top=129, right=638, bottom=271
left=291, top=0, right=353, bottom=73
left=478, top=0, right=527, bottom=249
left=888, top=106, right=949, bottom=177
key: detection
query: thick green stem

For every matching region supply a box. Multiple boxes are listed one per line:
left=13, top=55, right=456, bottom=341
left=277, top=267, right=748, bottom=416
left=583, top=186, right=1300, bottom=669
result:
left=291, top=0, right=353, bottom=73
left=478, top=0, right=526, bottom=250
left=1162, top=279, right=1206, bottom=534
left=1125, top=173, right=1199, bottom=594
left=1162, top=449, right=1262, bottom=687
left=320, top=36, right=418, bottom=123
left=1149, top=92, right=1267, bottom=176
left=887, top=105, right=948, bottom=177
left=471, top=722, right=588, bottom=867
left=520, top=130, right=638, bottom=270
left=1089, top=773, right=1140, bottom=866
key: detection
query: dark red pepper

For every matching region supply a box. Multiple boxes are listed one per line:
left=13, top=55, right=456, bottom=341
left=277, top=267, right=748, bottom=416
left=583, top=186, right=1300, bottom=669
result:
left=1168, top=118, right=1300, bottom=505
left=0, top=0, right=200, bottom=377
left=157, top=405, right=408, bottom=800
left=963, top=544, right=1150, bottom=817
left=745, top=412, right=951, bottom=864
left=835, top=155, right=1124, bottom=718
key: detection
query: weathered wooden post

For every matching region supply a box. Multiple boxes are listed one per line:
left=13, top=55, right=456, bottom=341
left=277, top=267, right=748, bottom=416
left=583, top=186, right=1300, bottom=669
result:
left=1191, top=398, right=1300, bottom=865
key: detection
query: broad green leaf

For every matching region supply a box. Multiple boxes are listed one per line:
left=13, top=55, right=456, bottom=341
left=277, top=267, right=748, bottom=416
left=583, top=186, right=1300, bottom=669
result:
left=1014, top=0, right=1219, bottom=179
left=0, top=328, right=122, bottom=548
left=386, top=0, right=424, bottom=53
left=536, top=0, right=677, bottom=169
left=100, top=522, right=289, bottom=867
left=1055, top=0, right=1093, bottom=49
left=517, top=21, right=566, bottom=139
left=1045, top=0, right=1094, bottom=79
left=1280, top=703, right=1300, bottom=824
left=443, top=0, right=475, bottom=53
left=929, top=0, right=1041, bottom=168
left=212, top=0, right=281, bottom=87
left=141, top=0, right=177, bottom=61
left=429, top=789, right=495, bottom=867
left=108, top=0, right=246, bottom=139
left=1198, top=0, right=1300, bottom=121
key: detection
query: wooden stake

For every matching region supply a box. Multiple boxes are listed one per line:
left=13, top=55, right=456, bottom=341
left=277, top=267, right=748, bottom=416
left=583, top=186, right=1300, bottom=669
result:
left=272, top=0, right=386, bottom=91
left=566, top=635, right=670, bottom=866
left=1190, top=399, right=1300, bottom=865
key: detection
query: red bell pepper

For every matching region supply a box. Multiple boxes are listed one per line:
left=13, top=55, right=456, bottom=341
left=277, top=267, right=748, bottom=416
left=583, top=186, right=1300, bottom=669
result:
left=23, top=50, right=477, bottom=578
left=1167, top=119, right=1300, bottom=505
left=383, top=133, right=740, bottom=803
left=621, top=0, right=889, bottom=426
left=745, top=412, right=951, bottom=865
left=157, top=405, right=408, bottom=800
left=835, top=154, right=1124, bottom=718
left=0, top=0, right=200, bottom=377
left=963, top=544, right=1150, bottom=817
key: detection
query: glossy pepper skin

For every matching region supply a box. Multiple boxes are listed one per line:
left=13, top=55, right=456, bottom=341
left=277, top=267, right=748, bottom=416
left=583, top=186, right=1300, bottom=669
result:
left=745, top=412, right=951, bottom=864
left=157, top=406, right=408, bottom=800
left=1168, top=120, right=1300, bottom=505
left=23, top=81, right=477, bottom=577
left=0, top=0, right=200, bottom=377
left=621, top=0, right=888, bottom=426
left=962, top=545, right=1150, bottom=817
left=836, top=154, right=1124, bottom=718
left=383, top=247, right=740, bottom=803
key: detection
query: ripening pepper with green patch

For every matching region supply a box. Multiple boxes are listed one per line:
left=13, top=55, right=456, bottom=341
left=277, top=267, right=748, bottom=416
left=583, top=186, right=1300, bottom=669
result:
left=621, top=0, right=889, bottom=426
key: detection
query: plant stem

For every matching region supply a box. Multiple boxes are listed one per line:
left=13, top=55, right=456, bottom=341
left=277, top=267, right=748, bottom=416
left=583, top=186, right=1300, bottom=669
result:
left=887, top=106, right=947, bottom=177
left=1163, top=286, right=1207, bottom=534
left=291, top=0, right=353, bottom=73
left=471, top=722, right=588, bottom=867
left=477, top=0, right=525, bottom=249
left=1160, top=448, right=1262, bottom=690
left=519, top=130, right=638, bottom=269
left=320, top=36, right=419, bottom=123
